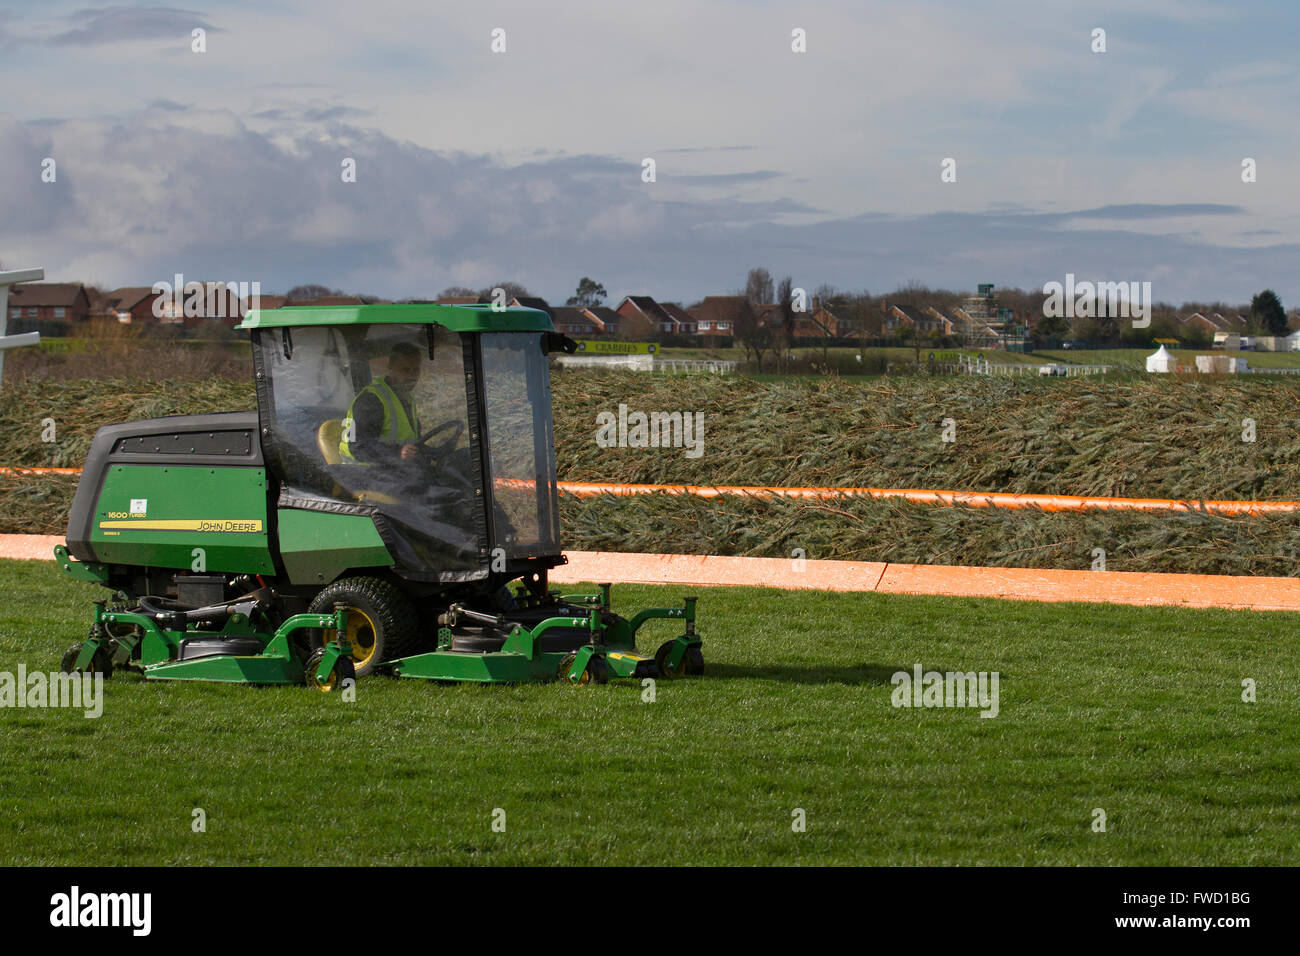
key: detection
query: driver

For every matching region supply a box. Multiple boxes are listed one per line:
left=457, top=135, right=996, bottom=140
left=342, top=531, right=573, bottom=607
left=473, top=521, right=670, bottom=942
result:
left=339, top=342, right=423, bottom=465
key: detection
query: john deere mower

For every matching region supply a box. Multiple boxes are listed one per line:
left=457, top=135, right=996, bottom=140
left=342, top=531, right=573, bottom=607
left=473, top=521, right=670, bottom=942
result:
left=56, top=303, right=702, bottom=689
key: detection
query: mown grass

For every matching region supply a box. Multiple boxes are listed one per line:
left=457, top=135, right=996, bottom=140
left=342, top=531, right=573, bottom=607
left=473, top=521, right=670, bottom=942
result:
left=1, top=558, right=1296, bottom=865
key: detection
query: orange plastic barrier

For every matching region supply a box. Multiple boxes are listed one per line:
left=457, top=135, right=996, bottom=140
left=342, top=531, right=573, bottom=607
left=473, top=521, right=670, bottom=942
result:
left=10, top=469, right=1300, bottom=516
left=0, top=467, right=82, bottom=475
left=549, top=481, right=1300, bottom=516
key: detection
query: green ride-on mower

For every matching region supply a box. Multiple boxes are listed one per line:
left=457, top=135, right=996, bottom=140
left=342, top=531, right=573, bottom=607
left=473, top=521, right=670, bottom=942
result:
left=55, top=303, right=703, bottom=690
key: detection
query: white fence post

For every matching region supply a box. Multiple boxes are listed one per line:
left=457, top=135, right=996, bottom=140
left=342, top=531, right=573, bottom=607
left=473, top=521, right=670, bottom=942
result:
left=0, top=267, right=46, bottom=386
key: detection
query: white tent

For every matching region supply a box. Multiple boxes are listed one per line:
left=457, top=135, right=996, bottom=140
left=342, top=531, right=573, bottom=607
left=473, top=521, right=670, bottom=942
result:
left=1145, top=344, right=1177, bottom=373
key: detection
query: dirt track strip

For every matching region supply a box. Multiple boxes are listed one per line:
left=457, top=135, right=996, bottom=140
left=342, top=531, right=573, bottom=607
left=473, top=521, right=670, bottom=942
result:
left=9, top=467, right=1300, bottom=515
left=7, top=534, right=1299, bottom=612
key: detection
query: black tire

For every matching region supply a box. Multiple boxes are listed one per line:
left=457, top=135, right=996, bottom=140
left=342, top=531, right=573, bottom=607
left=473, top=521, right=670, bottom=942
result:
left=655, top=640, right=703, bottom=679
left=61, top=642, right=113, bottom=677
left=304, top=648, right=338, bottom=692
left=307, top=577, right=419, bottom=676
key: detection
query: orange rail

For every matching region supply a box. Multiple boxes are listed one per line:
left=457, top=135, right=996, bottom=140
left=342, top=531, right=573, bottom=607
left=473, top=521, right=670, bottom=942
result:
left=0, top=467, right=82, bottom=475
left=10, top=468, right=1300, bottom=516
left=548, top=481, right=1300, bottom=516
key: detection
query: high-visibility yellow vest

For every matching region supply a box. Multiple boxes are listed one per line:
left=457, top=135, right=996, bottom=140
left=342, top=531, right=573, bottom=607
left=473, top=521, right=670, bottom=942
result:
left=339, top=376, right=420, bottom=462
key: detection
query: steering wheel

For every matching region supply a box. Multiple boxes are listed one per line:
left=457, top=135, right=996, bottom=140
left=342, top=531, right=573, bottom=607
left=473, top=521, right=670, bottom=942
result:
left=416, top=419, right=465, bottom=461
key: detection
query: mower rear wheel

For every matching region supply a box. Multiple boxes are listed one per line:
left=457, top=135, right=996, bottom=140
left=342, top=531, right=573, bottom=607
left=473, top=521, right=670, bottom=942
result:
left=60, top=642, right=113, bottom=677
left=308, top=578, right=419, bottom=676
left=655, top=640, right=704, bottom=678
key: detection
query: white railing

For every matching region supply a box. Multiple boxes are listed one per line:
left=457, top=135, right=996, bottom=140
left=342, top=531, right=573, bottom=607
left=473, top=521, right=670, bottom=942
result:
left=953, top=354, right=1113, bottom=377
left=652, top=358, right=737, bottom=374
left=556, top=355, right=737, bottom=374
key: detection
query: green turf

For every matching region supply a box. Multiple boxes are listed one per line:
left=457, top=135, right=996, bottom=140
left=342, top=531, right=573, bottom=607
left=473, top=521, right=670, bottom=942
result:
left=1037, top=348, right=1300, bottom=370
left=1, top=557, right=1296, bottom=865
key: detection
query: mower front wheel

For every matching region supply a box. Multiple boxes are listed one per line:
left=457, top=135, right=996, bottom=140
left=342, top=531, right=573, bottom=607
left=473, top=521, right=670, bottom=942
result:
left=60, top=642, right=113, bottom=678
left=557, top=653, right=608, bottom=685
left=655, top=640, right=704, bottom=678
left=307, top=577, right=419, bottom=676
left=304, top=647, right=356, bottom=692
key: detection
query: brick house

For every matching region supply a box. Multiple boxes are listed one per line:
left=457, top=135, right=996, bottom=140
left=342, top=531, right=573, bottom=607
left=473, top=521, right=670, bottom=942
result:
left=550, top=306, right=601, bottom=336
left=104, top=287, right=163, bottom=323
left=5, top=283, right=91, bottom=330
left=579, top=306, right=622, bottom=336
left=882, top=302, right=948, bottom=335
left=689, top=296, right=752, bottom=337
left=616, top=295, right=696, bottom=335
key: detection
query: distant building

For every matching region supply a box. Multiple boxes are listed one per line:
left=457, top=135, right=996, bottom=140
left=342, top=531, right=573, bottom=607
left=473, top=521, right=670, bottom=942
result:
left=103, top=287, right=163, bottom=323
left=691, top=296, right=751, bottom=337
left=616, top=295, right=696, bottom=335
left=6, top=282, right=91, bottom=329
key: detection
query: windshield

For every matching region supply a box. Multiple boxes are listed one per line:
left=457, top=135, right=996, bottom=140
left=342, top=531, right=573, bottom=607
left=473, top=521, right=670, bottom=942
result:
left=481, top=332, right=561, bottom=559
left=256, top=323, right=483, bottom=576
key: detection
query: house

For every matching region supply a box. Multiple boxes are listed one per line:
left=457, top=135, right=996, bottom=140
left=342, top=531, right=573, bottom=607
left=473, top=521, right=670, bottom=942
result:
left=284, top=294, right=366, bottom=307
left=155, top=282, right=258, bottom=328
left=922, top=306, right=955, bottom=336
left=549, top=306, right=601, bottom=337
left=579, top=306, right=622, bottom=337
left=786, top=297, right=843, bottom=338
left=103, top=287, right=163, bottom=323
left=1183, top=313, right=1225, bottom=337
left=616, top=295, right=696, bottom=335
left=882, top=302, right=946, bottom=335
left=510, top=296, right=554, bottom=317
left=691, top=296, right=751, bottom=337
left=5, top=282, right=91, bottom=330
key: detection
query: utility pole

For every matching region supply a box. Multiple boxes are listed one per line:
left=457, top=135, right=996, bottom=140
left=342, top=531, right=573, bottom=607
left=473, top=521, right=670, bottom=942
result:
left=0, top=267, right=45, bottom=386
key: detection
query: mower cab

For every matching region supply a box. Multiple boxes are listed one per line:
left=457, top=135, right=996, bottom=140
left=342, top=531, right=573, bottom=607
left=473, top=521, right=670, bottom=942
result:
left=56, top=303, right=702, bottom=687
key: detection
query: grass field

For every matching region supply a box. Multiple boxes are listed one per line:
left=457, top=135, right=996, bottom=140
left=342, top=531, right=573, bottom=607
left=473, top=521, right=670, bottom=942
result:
left=1038, top=348, right=1300, bottom=370
left=2, top=557, right=1297, bottom=865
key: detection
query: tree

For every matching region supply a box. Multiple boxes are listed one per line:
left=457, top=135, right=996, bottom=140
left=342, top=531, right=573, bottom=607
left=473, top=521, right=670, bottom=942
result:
left=285, top=284, right=343, bottom=301
left=776, top=276, right=795, bottom=371
left=477, top=281, right=532, bottom=303
left=1250, top=289, right=1287, bottom=336
left=438, top=286, right=480, bottom=299
left=565, top=277, right=607, bottom=308
left=733, top=300, right=773, bottom=372
left=745, top=267, right=773, bottom=306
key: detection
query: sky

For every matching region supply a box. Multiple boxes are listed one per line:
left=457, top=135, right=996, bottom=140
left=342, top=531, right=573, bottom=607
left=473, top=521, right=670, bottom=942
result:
left=1, top=0, right=1297, bottom=306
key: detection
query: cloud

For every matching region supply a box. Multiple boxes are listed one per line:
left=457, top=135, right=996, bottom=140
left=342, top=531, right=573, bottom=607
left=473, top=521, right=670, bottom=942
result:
left=2, top=110, right=1295, bottom=307
left=47, top=6, right=219, bottom=47
left=1066, top=204, right=1244, bottom=220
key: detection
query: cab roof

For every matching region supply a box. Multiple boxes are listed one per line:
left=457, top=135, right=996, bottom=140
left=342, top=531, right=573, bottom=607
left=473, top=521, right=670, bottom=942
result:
left=237, top=303, right=554, bottom=332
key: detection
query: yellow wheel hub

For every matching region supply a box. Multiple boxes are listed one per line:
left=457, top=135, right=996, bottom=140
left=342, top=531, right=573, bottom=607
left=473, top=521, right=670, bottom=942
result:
left=341, top=608, right=379, bottom=668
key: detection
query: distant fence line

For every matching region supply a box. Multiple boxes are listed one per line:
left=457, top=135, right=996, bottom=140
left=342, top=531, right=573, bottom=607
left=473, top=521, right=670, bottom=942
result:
left=557, top=355, right=737, bottom=374
left=946, top=355, right=1115, bottom=377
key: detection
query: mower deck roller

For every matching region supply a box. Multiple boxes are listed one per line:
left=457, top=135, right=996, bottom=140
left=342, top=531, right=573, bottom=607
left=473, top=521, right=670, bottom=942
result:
left=55, top=304, right=701, bottom=688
